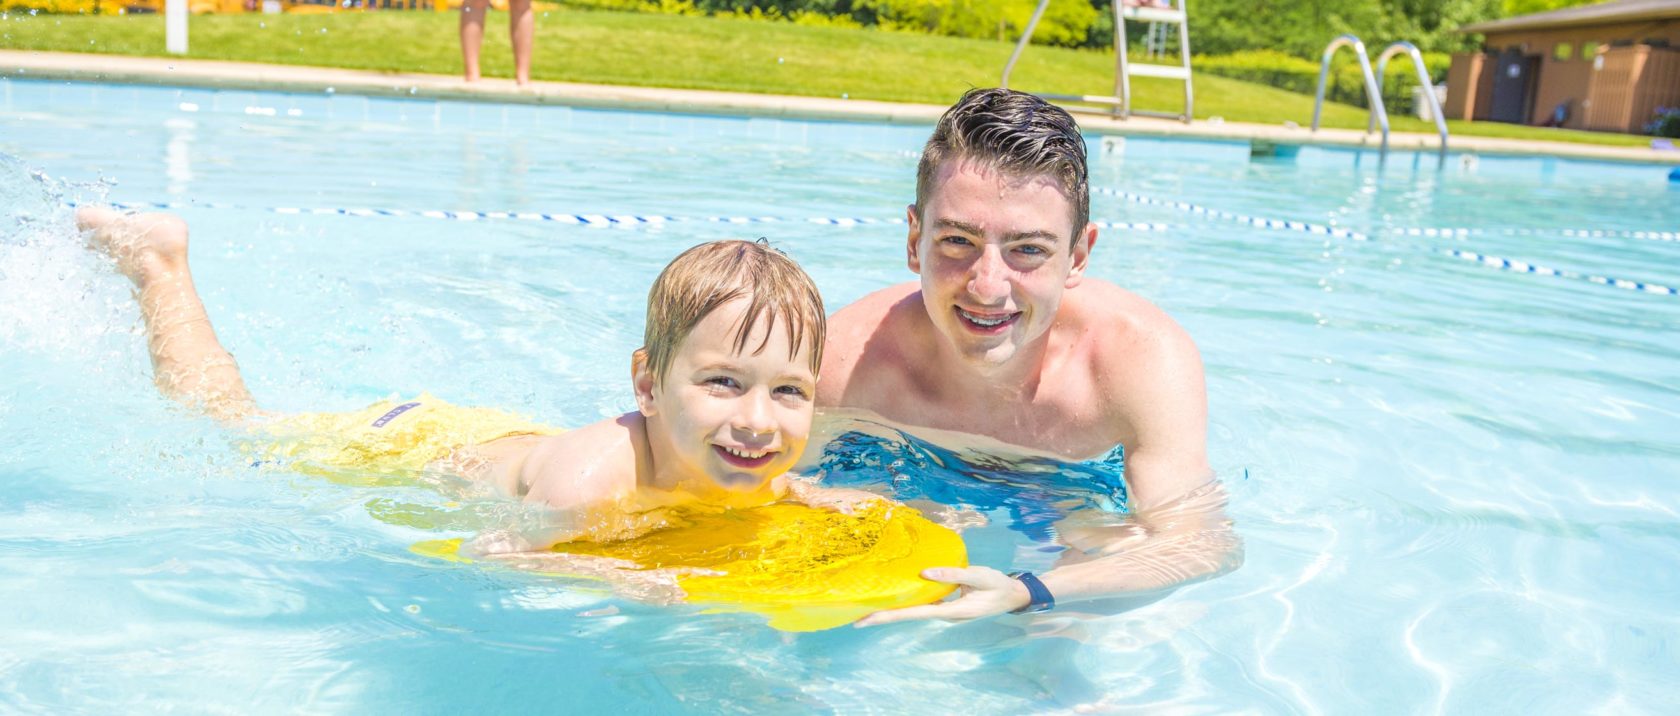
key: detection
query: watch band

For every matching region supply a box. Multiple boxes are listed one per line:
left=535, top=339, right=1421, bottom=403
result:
left=1007, top=571, right=1055, bottom=614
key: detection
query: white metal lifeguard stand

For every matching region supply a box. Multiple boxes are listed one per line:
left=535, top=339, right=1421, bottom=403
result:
left=1001, top=0, right=1195, bottom=123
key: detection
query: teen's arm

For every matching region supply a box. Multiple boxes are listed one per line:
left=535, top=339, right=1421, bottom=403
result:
left=855, top=324, right=1242, bottom=625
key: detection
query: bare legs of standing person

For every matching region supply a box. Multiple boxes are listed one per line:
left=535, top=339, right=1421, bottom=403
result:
left=75, top=208, right=257, bottom=423
left=509, top=0, right=533, bottom=86
left=461, top=0, right=535, bottom=86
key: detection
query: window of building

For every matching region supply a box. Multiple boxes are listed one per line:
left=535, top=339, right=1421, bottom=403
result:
left=1582, top=41, right=1602, bottom=56
left=1553, top=43, right=1573, bottom=61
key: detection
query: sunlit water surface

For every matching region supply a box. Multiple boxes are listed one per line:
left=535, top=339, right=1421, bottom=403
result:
left=3, top=79, right=1678, bottom=713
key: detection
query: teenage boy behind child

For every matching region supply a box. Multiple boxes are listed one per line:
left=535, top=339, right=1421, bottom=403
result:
left=76, top=208, right=873, bottom=542
left=819, top=89, right=1243, bottom=626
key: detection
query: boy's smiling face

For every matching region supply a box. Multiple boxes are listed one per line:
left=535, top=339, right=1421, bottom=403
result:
left=635, top=296, right=816, bottom=495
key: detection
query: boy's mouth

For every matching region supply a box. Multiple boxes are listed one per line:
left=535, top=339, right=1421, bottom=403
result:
left=956, top=307, right=1020, bottom=334
left=714, top=444, right=776, bottom=469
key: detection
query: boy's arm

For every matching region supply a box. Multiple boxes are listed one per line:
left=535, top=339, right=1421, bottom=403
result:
left=444, top=433, right=555, bottom=498
left=784, top=478, right=889, bottom=514
left=515, top=414, right=643, bottom=511
left=448, top=414, right=644, bottom=556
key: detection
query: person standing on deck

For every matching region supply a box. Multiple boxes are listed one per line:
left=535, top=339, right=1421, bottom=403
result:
left=460, top=0, right=535, bottom=86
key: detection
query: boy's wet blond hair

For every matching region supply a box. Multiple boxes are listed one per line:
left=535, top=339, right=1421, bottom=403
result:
left=642, top=239, right=825, bottom=384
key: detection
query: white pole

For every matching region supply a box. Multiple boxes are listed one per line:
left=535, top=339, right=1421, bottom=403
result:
left=166, top=0, right=187, bottom=55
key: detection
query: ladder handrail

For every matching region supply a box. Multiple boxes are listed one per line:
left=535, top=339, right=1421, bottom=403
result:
left=1000, top=0, right=1053, bottom=88
left=1373, top=41, right=1449, bottom=160
left=1312, top=34, right=1389, bottom=154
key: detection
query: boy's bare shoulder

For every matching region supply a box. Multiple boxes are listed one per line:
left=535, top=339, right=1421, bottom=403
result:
left=518, top=413, right=644, bottom=510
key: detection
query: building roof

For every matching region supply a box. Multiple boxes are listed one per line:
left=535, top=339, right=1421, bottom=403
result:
left=1459, top=0, right=1680, bottom=34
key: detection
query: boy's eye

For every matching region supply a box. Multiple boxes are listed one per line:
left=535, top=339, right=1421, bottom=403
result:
left=940, top=236, right=974, bottom=247
left=1016, top=244, right=1049, bottom=256
left=774, top=384, right=810, bottom=399
left=704, top=376, right=741, bottom=390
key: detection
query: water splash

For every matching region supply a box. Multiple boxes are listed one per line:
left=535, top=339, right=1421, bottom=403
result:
left=0, top=153, right=131, bottom=358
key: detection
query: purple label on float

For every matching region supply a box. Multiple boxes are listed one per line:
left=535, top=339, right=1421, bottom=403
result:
left=372, top=402, right=421, bottom=428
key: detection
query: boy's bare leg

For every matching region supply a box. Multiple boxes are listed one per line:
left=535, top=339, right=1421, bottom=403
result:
left=76, top=208, right=257, bottom=423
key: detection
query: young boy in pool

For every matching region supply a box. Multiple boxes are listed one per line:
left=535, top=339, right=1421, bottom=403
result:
left=75, top=207, right=874, bottom=542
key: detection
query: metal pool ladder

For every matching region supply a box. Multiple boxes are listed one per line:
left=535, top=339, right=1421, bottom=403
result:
left=1001, top=0, right=1194, bottom=122
left=1311, top=35, right=1449, bottom=161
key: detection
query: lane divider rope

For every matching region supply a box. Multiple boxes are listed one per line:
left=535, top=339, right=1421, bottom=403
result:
left=1093, top=187, right=1369, bottom=241
left=86, top=201, right=1674, bottom=297
left=98, top=201, right=1171, bottom=233
left=1099, top=188, right=1677, bottom=244
left=1443, top=248, right=1678, bottom=296
left=1393, top=227, right=1679, bottom=242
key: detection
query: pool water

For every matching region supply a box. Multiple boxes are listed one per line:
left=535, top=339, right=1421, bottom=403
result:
left=3, top=79, right=1678, bottom=713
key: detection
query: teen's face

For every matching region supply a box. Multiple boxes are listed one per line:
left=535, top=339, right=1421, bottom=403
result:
left=908, top=159, right=1094, bottom=368
left=635, top=297, right=816, bottom=493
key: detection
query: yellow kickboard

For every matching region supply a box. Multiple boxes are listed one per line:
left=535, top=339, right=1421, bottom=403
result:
left=415, top=501, right=967, bottom=632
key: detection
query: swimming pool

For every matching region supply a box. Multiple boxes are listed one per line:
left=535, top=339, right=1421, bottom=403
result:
left=3, top=78, right=1678, bottom=713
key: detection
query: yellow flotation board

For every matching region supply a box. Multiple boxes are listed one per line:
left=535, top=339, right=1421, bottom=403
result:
left=415, top=501, right=967, bottom=632
left=556, top=501, right=967, bottom=631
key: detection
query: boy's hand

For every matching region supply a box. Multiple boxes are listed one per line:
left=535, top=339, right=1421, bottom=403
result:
left=788, top=481, right=889, bottom=515
left=485, top=551, right=692, bottom=605
left=461, top=529, right=535, bottom=557
left=902, top=499, right=989, bottom=532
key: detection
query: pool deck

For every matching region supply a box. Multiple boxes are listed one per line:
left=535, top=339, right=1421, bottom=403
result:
left=7, top=49, right=1680, bottom=165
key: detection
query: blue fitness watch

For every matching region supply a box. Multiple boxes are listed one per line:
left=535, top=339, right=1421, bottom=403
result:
left=1007, top=571, right=1055, bottom=614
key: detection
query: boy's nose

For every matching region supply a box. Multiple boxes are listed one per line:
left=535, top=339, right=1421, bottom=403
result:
left=733, top=392, right=777, bottom=440
left=967, top=247, right=1010, bottom=303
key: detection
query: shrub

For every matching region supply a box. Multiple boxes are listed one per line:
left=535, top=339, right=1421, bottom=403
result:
left=1193, top=49, right=1449, bottom=114
left=856, top=0, right=1096, bottom=47
left=565, top=0, right=1092, bottom=46
left=1649, top=107, right=1680, bottom=138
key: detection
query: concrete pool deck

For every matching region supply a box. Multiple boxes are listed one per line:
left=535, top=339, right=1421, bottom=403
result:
left=7, top=49, right=1680, bottom=166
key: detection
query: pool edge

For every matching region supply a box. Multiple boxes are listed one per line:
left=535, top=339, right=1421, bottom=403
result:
left=6, top=49, right=1680, bottom=167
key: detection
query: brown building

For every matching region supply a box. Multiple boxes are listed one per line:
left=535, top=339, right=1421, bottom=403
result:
left=1444, top=0, right=1680, bottom=133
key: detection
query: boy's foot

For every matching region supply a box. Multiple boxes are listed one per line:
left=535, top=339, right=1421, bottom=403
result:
left=75, top=207, right=189, bottom=287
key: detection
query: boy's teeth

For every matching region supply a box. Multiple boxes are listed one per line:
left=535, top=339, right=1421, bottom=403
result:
left=961, top=310, right=1008, bottom=326
left=724, top=446, right=767, bottom=459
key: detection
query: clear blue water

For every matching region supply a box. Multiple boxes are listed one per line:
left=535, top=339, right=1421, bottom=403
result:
left=3, top=78, right=1678, bottom=713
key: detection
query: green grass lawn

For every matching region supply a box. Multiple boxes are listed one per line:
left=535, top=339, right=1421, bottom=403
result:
left=0, top=9, right=1652, bottom=147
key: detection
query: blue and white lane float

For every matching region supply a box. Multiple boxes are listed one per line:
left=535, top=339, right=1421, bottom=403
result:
left=100, top=201, right=1172, bottom=233
left=1094, top=188, right=1680, bottom=245
left=93, top=199, right=1675, bottom=297
left=1393, top=227, right=1679, bottom=243
left=1091, top=187, right=1368, bottom=241
left=1443, top=248, right=1679, bottom=296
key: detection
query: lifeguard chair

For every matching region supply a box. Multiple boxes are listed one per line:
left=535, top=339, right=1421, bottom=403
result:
left=1001, top=0, right=1195, bottom=122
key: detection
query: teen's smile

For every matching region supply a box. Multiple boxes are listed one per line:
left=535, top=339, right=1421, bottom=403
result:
left=955, top=307, right=1022, bottom=334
